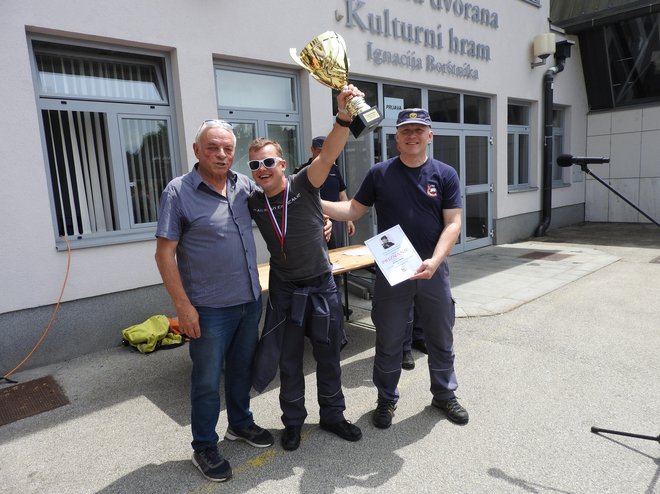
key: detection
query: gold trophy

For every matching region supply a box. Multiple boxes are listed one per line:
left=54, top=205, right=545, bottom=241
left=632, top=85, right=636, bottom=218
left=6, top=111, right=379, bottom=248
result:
left=290, top=31, right=384, bottom=138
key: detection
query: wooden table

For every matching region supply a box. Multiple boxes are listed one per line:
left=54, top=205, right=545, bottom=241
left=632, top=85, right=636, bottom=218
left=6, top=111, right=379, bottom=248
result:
left=257, top=245, right=375, bottom=320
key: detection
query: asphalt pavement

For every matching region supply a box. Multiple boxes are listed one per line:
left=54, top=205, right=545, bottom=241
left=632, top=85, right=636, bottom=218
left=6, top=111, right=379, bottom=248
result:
left=1, top=222, right=658, bottom=494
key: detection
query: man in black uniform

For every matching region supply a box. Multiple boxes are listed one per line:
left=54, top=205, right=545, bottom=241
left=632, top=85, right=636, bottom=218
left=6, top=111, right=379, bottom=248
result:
left=295, top=136, right=355, bottom=249
left=296, top=136, right=356, bottom=317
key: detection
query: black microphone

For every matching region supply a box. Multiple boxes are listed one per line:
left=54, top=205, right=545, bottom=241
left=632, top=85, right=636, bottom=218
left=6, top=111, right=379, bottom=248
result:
left=557, top=154, right=610, bottom=167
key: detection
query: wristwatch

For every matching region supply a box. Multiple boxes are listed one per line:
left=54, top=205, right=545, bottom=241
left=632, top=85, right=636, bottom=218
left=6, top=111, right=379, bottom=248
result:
left=336, top=106, right=352, bottom=127
left=335, top=115, right=351, bottom=127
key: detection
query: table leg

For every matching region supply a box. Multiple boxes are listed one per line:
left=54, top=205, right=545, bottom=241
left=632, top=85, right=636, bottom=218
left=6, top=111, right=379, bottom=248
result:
left=343, top=272, right=349, bottom=321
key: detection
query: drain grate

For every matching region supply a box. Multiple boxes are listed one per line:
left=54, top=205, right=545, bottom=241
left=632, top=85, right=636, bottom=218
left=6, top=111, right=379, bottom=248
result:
left=0, top=375, right=69, bottom=426
left=519, top=251, right=572, bottom=261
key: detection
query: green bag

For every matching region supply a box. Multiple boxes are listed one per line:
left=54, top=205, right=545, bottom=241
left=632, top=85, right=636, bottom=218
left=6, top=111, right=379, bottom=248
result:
left=121, top=315, right=184, bottom=353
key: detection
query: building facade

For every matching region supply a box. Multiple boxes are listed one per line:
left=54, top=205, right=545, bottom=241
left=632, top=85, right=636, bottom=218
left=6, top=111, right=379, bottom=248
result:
left=2, top=0, right=658, bottom=370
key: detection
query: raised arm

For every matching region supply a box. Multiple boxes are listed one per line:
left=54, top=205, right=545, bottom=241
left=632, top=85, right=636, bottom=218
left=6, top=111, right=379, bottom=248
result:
left=307, top=84, right=364, bottom=188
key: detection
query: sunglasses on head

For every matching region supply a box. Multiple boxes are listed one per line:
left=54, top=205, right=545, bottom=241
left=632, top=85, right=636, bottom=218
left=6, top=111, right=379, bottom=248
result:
left=202, top=119, right=232, bottom=128
left=248, top=157, right=282, bottom=171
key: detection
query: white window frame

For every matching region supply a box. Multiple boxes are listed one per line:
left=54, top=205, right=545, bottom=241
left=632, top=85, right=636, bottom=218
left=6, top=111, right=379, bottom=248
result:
left=507, top=102, right=531, bottom=191
left=551, top=106, right=569, bottom=187
left=214, top=63, right=303, bottom=176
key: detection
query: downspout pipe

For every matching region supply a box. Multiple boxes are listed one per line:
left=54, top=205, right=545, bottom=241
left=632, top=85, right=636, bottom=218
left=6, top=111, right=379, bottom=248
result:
left=534, top=60, right=565, bottom=237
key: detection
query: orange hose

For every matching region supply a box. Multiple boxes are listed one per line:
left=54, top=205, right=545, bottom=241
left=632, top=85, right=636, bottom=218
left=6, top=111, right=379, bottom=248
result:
left=2, top=236, right=71, bottom=381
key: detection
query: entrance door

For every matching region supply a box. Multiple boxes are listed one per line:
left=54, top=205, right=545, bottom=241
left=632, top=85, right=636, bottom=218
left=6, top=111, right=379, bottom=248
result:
left=340, top=127, right=395, bottom=247
left=462, top=132, right=492, bottom=250
left=434, top=130, right=492, bottom=252
left=341, top=133, right=377, bottom=247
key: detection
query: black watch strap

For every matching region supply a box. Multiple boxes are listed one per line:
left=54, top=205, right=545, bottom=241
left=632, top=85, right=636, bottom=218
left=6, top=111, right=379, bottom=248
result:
left=335, top=115, right=351, bottom=127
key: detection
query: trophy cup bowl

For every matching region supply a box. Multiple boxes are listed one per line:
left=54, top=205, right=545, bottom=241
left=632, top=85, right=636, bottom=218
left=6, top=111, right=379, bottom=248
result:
left=290, top=31, right=384, bottom=138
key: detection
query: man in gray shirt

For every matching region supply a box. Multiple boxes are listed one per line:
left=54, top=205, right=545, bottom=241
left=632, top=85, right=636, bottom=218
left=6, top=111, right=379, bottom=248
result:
left=155, top=120, right=272, bottom=483
left=248, top=85, right=364, bottom=452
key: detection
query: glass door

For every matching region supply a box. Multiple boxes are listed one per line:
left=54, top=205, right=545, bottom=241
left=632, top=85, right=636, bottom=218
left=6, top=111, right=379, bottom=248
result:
left=338, top=126, right=397, bottom=247
left=342, top=132, right=377, bottom=246
left=432, top=132, right=461, bottom=253
left=463, top=133, right=492, bottom=250
left=433, top=129, right=492, bottom=252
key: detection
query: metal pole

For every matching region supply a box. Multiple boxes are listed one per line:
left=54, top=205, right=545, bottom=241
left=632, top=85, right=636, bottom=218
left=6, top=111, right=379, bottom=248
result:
left=581, top=165, right=660, bottom=228
left=591, top=426, right=659, bottom=443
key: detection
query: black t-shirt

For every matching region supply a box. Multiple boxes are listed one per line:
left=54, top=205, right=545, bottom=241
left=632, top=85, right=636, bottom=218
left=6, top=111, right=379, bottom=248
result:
left=248, top=167, right=332, bottom=281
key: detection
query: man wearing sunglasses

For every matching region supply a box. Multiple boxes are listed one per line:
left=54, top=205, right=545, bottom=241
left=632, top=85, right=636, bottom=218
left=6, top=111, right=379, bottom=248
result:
left=248, top=85, right=364, bottom=452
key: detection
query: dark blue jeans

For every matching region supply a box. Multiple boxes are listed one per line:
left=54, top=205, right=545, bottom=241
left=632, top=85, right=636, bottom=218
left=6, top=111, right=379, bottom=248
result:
left=190, top=298, right=262, bottom=452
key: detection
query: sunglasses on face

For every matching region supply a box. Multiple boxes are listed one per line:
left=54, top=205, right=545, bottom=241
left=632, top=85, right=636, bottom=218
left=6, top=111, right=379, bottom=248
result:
left=248, top=157, right=282, bottom=171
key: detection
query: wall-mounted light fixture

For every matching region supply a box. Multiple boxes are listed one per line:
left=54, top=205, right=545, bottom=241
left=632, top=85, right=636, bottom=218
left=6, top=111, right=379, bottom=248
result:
left=531, top=33, right=556, bottom=68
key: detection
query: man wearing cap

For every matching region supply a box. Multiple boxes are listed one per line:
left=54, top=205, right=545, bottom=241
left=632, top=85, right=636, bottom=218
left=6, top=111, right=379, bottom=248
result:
left=295, top=136, right=355, bottom=250
left=296, top=135, right=356, bottom=318
left=321, top=108, right=468, bottom=429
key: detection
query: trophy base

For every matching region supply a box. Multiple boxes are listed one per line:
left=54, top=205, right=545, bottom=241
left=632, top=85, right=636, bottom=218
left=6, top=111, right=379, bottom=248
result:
left=349, top=106, right=384, bottom=138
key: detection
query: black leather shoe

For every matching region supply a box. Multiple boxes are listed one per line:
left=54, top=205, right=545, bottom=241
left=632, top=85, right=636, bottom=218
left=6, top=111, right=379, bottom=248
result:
left=432, top=397, right=469, bottom=425
left=342, top=305, right=353, bottom=317
left=281, top=425, right=302, bottom=451
left=411, top=339, right=428, bottom=354
left=320, top=420, right=362, bottom=441
left=402, top=350, right=415, bottom=370
left=372, top=399, right=396, bottom=429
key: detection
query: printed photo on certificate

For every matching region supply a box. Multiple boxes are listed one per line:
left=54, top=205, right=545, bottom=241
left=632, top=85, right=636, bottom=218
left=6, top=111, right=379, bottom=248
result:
left=364, top=224, right=423, bottom=286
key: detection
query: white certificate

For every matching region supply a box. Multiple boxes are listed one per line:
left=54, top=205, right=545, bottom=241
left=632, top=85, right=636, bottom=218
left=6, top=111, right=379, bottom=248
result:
left=364, top=225, right=423, bottom=286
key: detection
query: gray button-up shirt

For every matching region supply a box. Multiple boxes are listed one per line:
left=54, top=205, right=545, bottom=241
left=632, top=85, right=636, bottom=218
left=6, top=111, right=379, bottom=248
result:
left=156, top=165, right=261, bottom=308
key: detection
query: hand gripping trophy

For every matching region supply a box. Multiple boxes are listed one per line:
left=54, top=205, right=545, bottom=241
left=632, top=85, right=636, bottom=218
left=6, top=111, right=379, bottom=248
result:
left=290, top=31, right=384, bottom=138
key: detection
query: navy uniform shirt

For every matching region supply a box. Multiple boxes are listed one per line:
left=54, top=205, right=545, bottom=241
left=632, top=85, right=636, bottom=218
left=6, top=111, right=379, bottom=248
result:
left=295, top=158, right=346, bottom=201
left=354, top=156, right=462, bottom=260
